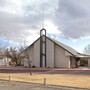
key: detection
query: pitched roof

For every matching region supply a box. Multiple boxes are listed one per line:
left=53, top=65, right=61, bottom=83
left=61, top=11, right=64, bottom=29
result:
left=47, top=36, right=90, bottom=57
left=21, top=35, right=88, bottom=57
left=46, top=36, right=78, bottom=56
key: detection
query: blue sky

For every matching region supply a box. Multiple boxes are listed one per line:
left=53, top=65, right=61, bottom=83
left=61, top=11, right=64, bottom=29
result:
left=59, top=38, right=90, bottom=53
left=47, top=33, right=90, bottom=53
left=0, top=0, right=90, bottom=53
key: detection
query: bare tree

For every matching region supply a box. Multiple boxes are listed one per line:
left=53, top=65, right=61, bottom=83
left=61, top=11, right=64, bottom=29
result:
left=18, top=42, right=32, bottom=75
left=5, top=47, right=21, bottom=66
left=4, top=41, right=29, bottom=65
left=5, top=43, right=32, bottom=75
left=83, top=44, right=90, bottom=55
left=0, top=42, right=7, bottom=58
left=22, top=49, right=32, bottom=75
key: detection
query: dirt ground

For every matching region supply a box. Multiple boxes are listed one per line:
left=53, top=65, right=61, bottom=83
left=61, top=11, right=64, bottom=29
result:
left=0, top=66, right=90, bottom=89
left=0, top=73, right=90, bottom=89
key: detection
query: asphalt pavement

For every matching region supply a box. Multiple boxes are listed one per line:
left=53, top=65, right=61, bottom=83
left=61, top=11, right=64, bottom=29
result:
left=0, top=66, right=90, bottom=75
left=0, top=80, right=89, bottom=90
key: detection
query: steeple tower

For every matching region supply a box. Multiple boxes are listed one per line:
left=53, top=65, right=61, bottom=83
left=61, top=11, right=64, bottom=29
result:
left=40, top=28, right=46, bottom=67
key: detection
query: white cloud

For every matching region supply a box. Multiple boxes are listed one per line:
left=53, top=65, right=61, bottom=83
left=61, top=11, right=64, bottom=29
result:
left=0, top=0, right=59, bottom=46
left=0, top=0, right=90, bottom=49
left=26, top=30, right=40, bottom=45
left=44, top=20, right=61, bottom=34
left=0, top=0, right=22, bottom=15
left=54, top=0, right=90, bottom=39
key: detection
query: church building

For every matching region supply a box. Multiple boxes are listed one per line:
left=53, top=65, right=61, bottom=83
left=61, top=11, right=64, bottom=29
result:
left=20, top=28, right=90, bottom=68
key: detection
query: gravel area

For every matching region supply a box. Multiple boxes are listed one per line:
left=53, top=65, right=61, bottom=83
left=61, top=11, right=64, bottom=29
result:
left=0, top=80, right=89, bottom=90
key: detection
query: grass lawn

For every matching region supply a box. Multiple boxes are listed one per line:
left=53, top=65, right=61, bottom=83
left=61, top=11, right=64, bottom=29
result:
left=0, top=73, right=90, bottom=89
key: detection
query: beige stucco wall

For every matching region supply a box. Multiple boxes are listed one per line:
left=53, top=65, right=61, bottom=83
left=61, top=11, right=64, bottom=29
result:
left=24, top=45, right=34, bottom=67
left=46, top=38, right=54, bottom=68
left=71, top=57, right=76, bottom=68
left=54, top=44, right=70, bottom=68
left=34, top=39, right=40, bottom=67
left=24, top=58, right=28, bottom=67
left=23, top=37, right=71, bottom=68
left=88, top=59, right=90, bottom=67
left=65, top=51, right=72, bottom=56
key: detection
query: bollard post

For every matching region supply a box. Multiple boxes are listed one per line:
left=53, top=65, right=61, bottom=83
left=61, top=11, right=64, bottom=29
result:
left=44, top=78, right=46, bottom=85
left=9, top=74, right=11, bottom=82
